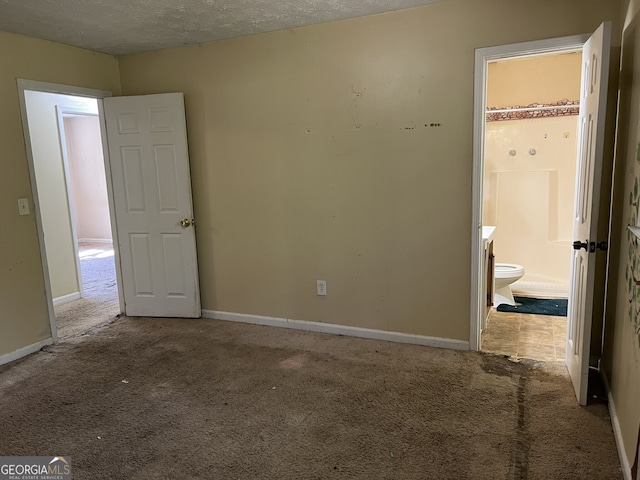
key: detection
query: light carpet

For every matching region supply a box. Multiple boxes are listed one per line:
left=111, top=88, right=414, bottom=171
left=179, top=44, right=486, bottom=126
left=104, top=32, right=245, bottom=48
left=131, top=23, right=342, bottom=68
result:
left=54, top=252, right=120, bottom=339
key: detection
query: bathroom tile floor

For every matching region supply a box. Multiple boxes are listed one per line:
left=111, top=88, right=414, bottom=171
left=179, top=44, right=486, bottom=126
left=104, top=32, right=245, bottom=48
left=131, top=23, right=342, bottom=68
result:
left=481, top=308, right=567, bottom=362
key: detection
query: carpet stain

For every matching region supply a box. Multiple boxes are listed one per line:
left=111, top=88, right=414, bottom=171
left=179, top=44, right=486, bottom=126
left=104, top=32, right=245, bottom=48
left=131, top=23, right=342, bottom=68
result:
left=480, top=352, right=519, bottom=377
left=279, top=353, right=308, bottom=369
left=510, top=374, right=531, bottom=480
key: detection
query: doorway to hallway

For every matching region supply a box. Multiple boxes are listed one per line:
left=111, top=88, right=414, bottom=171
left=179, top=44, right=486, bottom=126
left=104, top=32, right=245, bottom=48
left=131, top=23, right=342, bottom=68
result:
left=21, top=86, right=122, bottom=340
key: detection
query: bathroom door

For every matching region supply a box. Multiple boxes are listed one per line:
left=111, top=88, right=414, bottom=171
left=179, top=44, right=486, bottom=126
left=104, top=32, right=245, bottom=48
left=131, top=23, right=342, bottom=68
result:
left=566, top=21, right=611, bottom=406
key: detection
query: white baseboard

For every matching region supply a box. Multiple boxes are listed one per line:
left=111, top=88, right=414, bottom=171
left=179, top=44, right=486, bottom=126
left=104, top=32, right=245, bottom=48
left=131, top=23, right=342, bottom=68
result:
left=53, top=292, right=81, bottom=306
left=602, top=373, right=633, bottom=480
left=0, top=338, right=53, bottom=366
left=78, top=238, right=113, bottom=244
left=201, top=310, right=469, bottom=350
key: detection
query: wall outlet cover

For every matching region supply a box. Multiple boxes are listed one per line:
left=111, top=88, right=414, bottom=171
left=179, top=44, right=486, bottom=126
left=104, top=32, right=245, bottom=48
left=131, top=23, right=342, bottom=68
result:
left=18, top=198, right=30, bottom=216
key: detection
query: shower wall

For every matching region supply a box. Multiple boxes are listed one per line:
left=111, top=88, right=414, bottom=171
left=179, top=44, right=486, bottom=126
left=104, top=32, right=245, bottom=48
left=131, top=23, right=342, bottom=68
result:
left=483, top=116, right=578, bottom=287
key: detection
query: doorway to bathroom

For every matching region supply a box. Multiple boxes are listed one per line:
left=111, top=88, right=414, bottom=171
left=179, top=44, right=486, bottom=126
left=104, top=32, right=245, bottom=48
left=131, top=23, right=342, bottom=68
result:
left=471, top=23, right=613, bottom=406
left=480, top=50, right=582, bottom=362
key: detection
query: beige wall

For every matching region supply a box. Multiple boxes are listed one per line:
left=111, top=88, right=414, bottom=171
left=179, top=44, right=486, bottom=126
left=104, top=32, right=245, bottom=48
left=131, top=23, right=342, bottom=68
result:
left=118, top=0, right=621, bottom=341
left=484, top=116, right=578, bottom=286
left=487, top=52, right=583, bottom=107
left=0, top=30, right=120, bottom=358
left=603, top=0, right=640, bottom=471
left=64, top=115, right=112, bottom=242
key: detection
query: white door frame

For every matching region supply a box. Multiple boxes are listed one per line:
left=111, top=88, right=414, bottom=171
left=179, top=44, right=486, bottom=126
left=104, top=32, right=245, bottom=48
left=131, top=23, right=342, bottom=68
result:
left=17, top=79, right=124, bottom=343
left=55, top=107, right=101, bottom=301
left=470, top=34, right=590, bottom=350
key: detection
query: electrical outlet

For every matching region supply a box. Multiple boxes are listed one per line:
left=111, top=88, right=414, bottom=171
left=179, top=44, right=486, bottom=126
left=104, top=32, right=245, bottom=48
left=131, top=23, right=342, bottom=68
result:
left=316, top=280, right=327, bottom=296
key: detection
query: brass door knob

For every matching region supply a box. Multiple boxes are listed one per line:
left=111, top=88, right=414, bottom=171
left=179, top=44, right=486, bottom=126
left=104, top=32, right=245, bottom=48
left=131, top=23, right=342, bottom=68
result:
left=180, top=218, right=191, bottom=228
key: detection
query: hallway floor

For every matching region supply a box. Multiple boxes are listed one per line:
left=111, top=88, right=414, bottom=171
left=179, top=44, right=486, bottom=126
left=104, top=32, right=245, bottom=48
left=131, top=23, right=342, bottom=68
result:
left=481, top=308, right=567, bottom=362
left=54, top=242, right=120, bottom=339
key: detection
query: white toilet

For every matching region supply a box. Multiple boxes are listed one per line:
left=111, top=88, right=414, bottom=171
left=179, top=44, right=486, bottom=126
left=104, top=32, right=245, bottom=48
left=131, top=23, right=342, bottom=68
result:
left=494, top=263, right=525, bottom=306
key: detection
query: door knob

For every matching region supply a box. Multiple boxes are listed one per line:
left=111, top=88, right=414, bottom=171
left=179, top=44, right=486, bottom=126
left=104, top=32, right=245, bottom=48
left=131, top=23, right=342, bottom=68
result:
left=180, top=218, right=191, bottom=228
left=572, top=240, right=588, bottom=251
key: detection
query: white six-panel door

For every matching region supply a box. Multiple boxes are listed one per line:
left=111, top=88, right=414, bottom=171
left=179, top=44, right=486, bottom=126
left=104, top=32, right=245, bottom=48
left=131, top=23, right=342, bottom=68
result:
left=567, top=22, right=610, bottom=405
left=103, top=93, right=200, bottom=318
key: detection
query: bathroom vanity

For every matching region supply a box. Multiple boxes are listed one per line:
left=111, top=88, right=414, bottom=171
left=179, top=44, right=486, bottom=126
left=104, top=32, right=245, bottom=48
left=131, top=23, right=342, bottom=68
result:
left=482, top=226, right=496, bottom=320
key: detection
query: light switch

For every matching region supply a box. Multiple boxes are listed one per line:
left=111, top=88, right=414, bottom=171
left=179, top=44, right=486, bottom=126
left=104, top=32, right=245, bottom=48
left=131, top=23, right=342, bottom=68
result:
left=18, top=198, right=30, bottom=216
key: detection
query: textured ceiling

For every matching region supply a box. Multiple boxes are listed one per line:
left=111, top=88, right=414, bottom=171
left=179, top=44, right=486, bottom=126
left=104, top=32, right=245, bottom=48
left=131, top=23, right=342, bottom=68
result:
left=0, top=0, right=445, bottom=56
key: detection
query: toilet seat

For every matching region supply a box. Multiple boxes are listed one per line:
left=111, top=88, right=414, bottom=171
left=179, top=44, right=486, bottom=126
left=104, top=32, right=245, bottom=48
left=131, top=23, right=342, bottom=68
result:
left=495, top=263, right=524, bottom=279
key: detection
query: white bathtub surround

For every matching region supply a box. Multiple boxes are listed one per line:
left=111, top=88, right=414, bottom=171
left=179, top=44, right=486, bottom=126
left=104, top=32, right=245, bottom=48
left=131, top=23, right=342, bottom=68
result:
left=511, top=281, right=569, bottom=299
